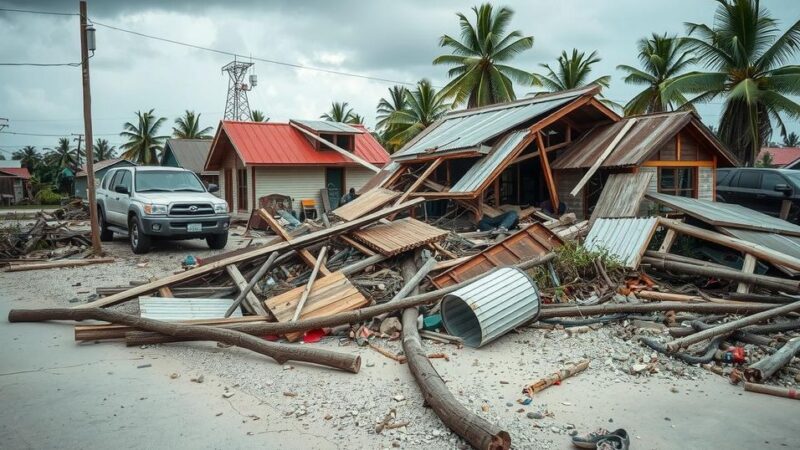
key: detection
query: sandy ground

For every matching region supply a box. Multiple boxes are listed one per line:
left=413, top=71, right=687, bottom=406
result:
left=1, top=230, right=799, bottom=449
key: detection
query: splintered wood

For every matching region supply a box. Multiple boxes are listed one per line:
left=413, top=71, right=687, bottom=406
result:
left=333, top=188, right=401, bottom=221
left=264, top=271, right=367, bottom=341
left=351, top=218, right=448, bottom=256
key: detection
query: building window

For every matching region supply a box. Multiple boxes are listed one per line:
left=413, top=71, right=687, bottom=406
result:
left=659, top=167, right=696, bottom=198
left=319, top=133, right=354, bottom=151
left=237, top=168, right=247, bottom=210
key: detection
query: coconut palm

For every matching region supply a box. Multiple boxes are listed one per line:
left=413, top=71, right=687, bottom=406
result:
left=93, top=139, right=117, bottom=161
left=617, top=34, right=698, bottom=116
left=376, top=86, right=408, bottom=132
left=12, top=145, right=41, bottom=171
left=534, top=49, right=611, bottom=92
left=250, top=110, right=268, bottom=122
left=172, top=110, right=213, bottom=139
left=45, top=138, right=78, bottom=169
left=120, top=110, right=168, bottom=164
left=385, top=80, right=450, bottom=149
left=662, top=0, right=800, bottom=166
left=433, top=3, right=537, bottom=108
left=321, top=101, right=357, bottom=123
left=783, top=132, right=800, bottom=147
left=347, top=113, right=365, bottom=125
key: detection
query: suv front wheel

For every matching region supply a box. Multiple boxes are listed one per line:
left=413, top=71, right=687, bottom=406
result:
left=206, top=233, right=228, bottom=250
left=129, top=215, right=152, bottom=254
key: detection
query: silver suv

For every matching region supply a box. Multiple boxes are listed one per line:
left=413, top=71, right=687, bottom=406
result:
left=96, top=166, right=231, bottom=254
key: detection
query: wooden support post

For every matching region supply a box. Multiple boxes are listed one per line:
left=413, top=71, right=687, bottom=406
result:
left=259, top=209, right=331, bottom=276
left=291, top=246, right=328, bottom=322
left=225, top=264, right=270, bottom=317
left=80, top=1, right=102, bottom=257
left=736, top=253, right=758, bottom=294
left=658, top=229, right=678, bottom=253
left=780, top=199, right=792, bottom=220
left=536, top=132, right=559, bottom=213
left=394, top=158, right=443, bottom=206
left=493, top=178, right=501, bottom=207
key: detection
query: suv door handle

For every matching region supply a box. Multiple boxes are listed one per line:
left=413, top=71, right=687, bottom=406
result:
left=756, top=194, right=766, bottom=199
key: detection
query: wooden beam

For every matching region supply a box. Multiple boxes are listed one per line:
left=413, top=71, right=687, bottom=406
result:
left=570, top=118, right=637, bottom=197
left=536, top=132, right=559, bottom=213
left=658, top=229, right=678, bottom=254
left=510, top=140, right=572, bottom=165
left=339, top=235, right=376, bottom=256
left=394, top=158, right=443, bottom=206
left=225, top=265, right=269, bottom=316
left=641, top=160, right=714, bottom=167
left=290, top=123, right=379, bottom=172
left=258, top=209, right=332, bottom=276
left=737, top=253, right=758, bottom=294
left=292, top=246, right=328, bottom=322
left=76, top=198, right=425, bottom=309
left=492, top=178, right=501, bottom=207
left=5, top=257, right=114, bottom=272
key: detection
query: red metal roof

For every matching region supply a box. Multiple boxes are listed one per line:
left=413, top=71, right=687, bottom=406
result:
left=0, top=167, right=31, bottom=179
left=758, top=147, right=800, bottom=166
left=207, top=121, right=390, bottom=169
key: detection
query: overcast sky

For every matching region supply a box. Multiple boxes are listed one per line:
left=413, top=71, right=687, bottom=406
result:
left=1, top=0, right=798, bottom=157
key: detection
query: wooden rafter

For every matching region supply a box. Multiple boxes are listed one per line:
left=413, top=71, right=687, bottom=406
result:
left=536, top=132, right=560, bottom=212
left=394, top=158, right=443, bottom=206
left=259, top=209, right=332, bottom=276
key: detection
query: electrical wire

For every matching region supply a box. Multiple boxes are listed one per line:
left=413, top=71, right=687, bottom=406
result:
left=0, top=7, right=78, bottom=16
left=0, top=131, right=118, bottom=137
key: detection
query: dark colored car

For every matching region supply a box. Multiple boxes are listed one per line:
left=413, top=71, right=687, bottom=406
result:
left=716, top=168, right=800, bottom=221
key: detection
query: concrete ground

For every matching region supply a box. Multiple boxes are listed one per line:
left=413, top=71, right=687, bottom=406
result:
left=1, top=230, right=799, bottom=449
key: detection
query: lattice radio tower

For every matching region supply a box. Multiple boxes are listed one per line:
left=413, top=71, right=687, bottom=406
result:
left=222, top=59, right=257, bottom=121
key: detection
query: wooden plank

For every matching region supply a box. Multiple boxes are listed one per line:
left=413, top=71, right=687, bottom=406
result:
left=4, top=257, right=114, bottom=272
left=570, top=118, right=638, bottom=197
left=658, top=229, right=678, bottom=254
left=352, top=218, right=448, bottom=256
left=225, top=265, right=269, bottom=316
left=332, top=188, right=400, bottom=221
left=589, top=172, right=653, bottom=223
left=258, top=209, right=332, bottom=276
left=394, top=158, right=443, bottom=206
left=76, top=198, right=425, bottom=309
left=432, top=223, right=563, bottom=288
left=291, top=123, right=379, bottom=172
left=339, top=235, right=376, bottom=256
left=264, top=271, right=368, bottom=341
left=536, top=132, right=559, bottom=213
left=737, top=253, right=758, bottom=294
left=292, top=246, right=328, bottom=321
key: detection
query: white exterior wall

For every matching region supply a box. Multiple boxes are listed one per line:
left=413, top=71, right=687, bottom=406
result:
left=698, top=167, right=714, bottom=201
left=346, top=167, right=377, bottom=191
left=254, top=166, right=326, bottom=214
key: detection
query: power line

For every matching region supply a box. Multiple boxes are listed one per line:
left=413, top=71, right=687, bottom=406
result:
left=0, top=130, right=118, bottom=137
left=0, top=7, right=78, bottom=16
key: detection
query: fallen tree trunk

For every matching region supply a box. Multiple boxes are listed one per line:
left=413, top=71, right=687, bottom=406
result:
left=664, top=300, right=800, bottom=353
left=744, top=336, right=800, bottom=383
left=400, top=257, right=510, bottom=450
left=642, top=256, right=800, bottom=293
left=7, top=308, right=360, bottom=373
left=744, top=382, right=800, bottom=400
left=726, top=292, right=798, bottom=304
left=124, top=254, right=557, bottom=346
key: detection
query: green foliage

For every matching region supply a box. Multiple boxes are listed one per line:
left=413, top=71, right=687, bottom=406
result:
left=321, top=101, right=362, bottom=123
left=120, top=109, right=168, bottom=164
left=755, top=151, right=775, bottom=167
left=172, top=110, right=213, bottom=139
left=433, top=3, right=537, bottom=107
left=383, top=79, right=450, bottom=150
left=250, top=110, right=268, bottom=122
left=12, top=145, right=41, bottom=171
left=93, top=139, right=117, bottom=161
left=35, top=187, right=63, bottom=205
left=535, top=49, right=611, bottom=92
left=783, top=132, right=800, bottom=147
left=527, top=241, right=622, bottom=289
left=45, top=137, right=78, bottom=169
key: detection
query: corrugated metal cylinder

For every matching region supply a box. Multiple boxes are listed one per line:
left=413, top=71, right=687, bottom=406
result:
left=440, top=267, right=540, bottom=348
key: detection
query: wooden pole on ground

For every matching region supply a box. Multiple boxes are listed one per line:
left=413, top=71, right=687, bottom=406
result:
left=744, top=336, right=800, bottom=383
left=744, top=382, right=800, bottom=400
left=224, top=252, right=278, bottom=317
left=7, top=308, right=360, bottom=373
left=291, top=246, right=328, bottom=322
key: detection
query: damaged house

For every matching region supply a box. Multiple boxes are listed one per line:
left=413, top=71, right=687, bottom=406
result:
left=362, top=86, right=737, bottom=223
left=205, top=120, right=390, bottom=217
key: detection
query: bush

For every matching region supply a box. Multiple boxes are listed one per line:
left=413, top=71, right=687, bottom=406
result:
left=526, top=241, right=622, bottom=290
left=35, top=188, right=63, bottom=205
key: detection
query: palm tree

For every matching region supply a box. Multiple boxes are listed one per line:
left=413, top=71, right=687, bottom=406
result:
left=534, top=49, right=611, bottom=92
left=120, top=110, right=168, bottom=164
left=433, top=3, right=537, bottom=107
left=617, top=34, right=697, bottom=116
left=93, top=139, right=117, bottom=161
left=321, top=101, right=356, bottom=122
left=45, top=138, right=78, bottom=169
left=347, top=113, right=365, bottom=125
left=662, top=0, right=800, bottom=166
left=376, top=86, right=408, bottom=131
left=172, top=110, right=213, bottom=139
left=12, top=145, right=41, bottom=171
left=250, top=110, right=268, bottom=122
left=783, top=132, right=800, bottom=147
left=385, top=79, right=450, bottom=150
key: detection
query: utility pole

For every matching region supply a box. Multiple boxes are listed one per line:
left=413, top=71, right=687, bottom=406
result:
left=72, top=133, right=84, bottom=167
left=80, top=1, right=102, bottom=256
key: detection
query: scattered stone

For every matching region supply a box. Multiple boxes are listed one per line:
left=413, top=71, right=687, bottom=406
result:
left=380, top=317, right=402, bottom=335
left=222, top=392, right=234, bottom=399
left=670, top=387, right=679, bottom=393
left=393, top=395, right=406, bottom=402
left=136, top=364, right=152, bottom=369
left=190, top=375, right=204, bottom=383
left=283, top=392, right=297, bottom=397
left=169, top=373, right=179, bottom=379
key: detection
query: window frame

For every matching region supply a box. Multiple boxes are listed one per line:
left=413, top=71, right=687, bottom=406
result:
left=658, top=166, right=698, bottom=198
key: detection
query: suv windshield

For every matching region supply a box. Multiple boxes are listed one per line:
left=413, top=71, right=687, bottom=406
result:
left=135, top=171, right=205, bottom=192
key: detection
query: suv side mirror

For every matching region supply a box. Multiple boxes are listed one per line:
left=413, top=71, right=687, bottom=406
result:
left=207, top=183, right=219, bottom=193
left=114, top=185, right=130, bottom=195
left=774, top=183, right=792, bottom=195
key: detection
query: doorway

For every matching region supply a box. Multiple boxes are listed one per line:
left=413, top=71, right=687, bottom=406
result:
left=224, top=169, right=233, bottom=208
left=325, top=168, right=344, bottom=208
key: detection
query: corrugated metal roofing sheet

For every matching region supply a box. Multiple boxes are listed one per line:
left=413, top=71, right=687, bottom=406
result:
left=217, top=121, right=390, bottom=166
left=584, top=217, right=658, bottom=268
left=450, top=130, right=530, bottom=193
left=290, top=119, right=363, bottom=134
left=720, top=227, right=800, bottom=276
left=163, top=139, right=215, bottom=174
left=646, top=192, right=800, bottom=237
left=139, top=297, right=242, bottom=321
left=0, top=167, right=31, bottom=179
left=393, top=88, right=593, bottom=160
left=76, top=159, right=136, bottom=177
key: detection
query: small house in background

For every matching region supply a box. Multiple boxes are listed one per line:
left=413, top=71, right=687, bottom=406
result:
left=205, top=120, right=390, bottom=217
left=74, top=158, right=136, bottom=200
left=0, top=165, right=32, bottom=205
left=161, top=138, right=219, bottom=188
left=757, top=147, right=800, bottom=169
